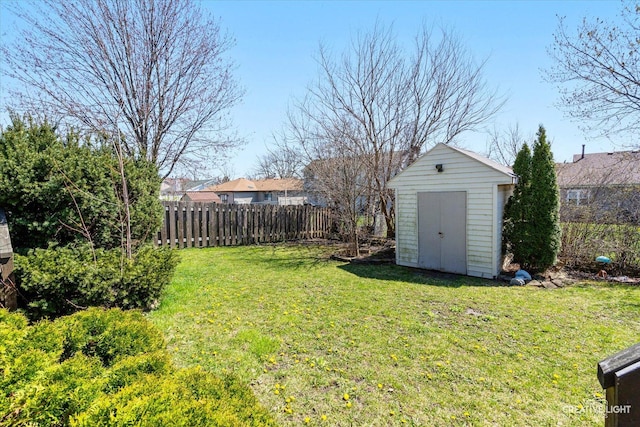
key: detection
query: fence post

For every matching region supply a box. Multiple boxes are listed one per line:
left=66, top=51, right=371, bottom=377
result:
left=598, top=342, right=640, bottom=426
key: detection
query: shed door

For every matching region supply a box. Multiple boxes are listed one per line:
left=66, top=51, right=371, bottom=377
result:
left=418, top=191, right=466, bottom=274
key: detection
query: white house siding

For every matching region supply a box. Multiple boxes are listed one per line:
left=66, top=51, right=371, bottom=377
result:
left=389, top=144, right=514, bottom=279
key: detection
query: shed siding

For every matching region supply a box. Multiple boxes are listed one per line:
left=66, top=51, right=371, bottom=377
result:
left=390, top=144, right=514, bottom=278
left=495, top=185, right=513, bottom=274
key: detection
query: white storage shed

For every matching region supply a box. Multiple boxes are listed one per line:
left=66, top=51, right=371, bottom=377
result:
left=388, top=143, right=516, bottom=278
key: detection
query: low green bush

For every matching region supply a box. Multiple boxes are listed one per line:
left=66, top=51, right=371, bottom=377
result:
left=71, top=369, right=276, bottom=427
left=14, top=245, right=179, bottom=320
left=0, top=308, right=275, bottom=427
left=9, top=354, right=105, bottom=426
left=101, top=351, right=173, bottom=394
left=58, top=308, right=165, bottom=366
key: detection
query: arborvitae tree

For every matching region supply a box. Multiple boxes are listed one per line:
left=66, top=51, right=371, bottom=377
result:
left=503, top=143, right=532, bottom=265
left=529, top=125, right=561, bottom=270
left=503, top=125, right=561, bottom=272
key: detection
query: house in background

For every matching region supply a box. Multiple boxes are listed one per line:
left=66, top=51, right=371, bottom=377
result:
left=180, top=191, right=222, bottom=204
left=160, top=177, right=190, bottom=201
left=556, top=149, right=639, bottom=223
left=388, top=143, right=516, bottom=279
left=206, top=178, right=307, bottom=205
left=160, top=178, right=219, bottom=201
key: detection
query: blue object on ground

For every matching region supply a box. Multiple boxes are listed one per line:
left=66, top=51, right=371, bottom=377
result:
left=595, top=256, right=611, bottom=264
left=515, top=269, right=532, bottom=281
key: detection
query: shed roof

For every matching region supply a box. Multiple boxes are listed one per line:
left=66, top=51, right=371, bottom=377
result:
left=556, top=151, right=640, bottom=187
left=446, top=144, right=515, bottom=177
left=389, top=143, right=515, bottom=187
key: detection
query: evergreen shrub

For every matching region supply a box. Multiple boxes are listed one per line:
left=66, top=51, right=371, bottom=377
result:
left=0, top=308, right=275, bottom=427
left=14, top=245, right=179, bottom=321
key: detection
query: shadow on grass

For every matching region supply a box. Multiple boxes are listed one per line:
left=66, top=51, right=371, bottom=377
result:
left=338, top=262, right=506, bottom=288
left=228, top=243, right=332, bottom=270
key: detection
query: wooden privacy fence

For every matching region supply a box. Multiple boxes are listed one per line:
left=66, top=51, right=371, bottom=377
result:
left=157, top=202, right=335, bottom=249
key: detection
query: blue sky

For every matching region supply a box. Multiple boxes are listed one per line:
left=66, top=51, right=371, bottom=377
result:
left=204, top=0, right=623, bottom=176
left=0, top=1, right=625, bottom=177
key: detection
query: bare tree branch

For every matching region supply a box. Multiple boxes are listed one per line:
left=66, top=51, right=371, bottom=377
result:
left=485, top=123, right=527, bottom=166
left=546, top=1, right=640, bottom=143
left=252, top=132, right=305, bottom=179
left=288, top=22, right=503, bottom=237
left=1, top=0, right=244, bottom=177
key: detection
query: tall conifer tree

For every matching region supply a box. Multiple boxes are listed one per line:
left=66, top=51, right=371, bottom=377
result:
left=503, top=125, right=561, bottom=271
left=529, top=125, right=561, bottom=270
left=503, top=143, right=532, bottom=265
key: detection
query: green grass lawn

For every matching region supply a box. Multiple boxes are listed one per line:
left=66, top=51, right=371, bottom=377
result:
left=147, top=244, right=640, bottom=426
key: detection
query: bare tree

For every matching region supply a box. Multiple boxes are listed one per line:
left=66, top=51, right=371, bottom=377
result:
left=288, top=22, right=503, bottom=236
left=294, top=111, right=368, bottom=256
left=485, top=123, right=526, bottom=166
left=546, top=1, right=640, bottom=143
left=253, top=134, right=305, bottom=179
left=1, top=0, right=243, bottom=177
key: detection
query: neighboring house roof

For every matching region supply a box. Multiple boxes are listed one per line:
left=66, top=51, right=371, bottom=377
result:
left=181, top=191, right=221, bottom=203
left=208, top=178, right=257, bottom=192
left=556, top=151, right=640, bottom=188
left=254, top=178, right=303, bottom=192
left=207, top=178, right=303, bottom=192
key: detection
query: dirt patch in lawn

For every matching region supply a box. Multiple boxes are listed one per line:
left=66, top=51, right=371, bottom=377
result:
left=328, top=238, right=396, bottom=264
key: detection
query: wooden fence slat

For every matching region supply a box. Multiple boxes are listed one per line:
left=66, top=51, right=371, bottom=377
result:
left=230, top=206, right=237, bottom=245
left=277, top=205, right=281, bottom=241
left=226, top=205, right=231, bottom=246
left=186, top=202, right=193, bottom=248
left=201, top=204, right=209, bottom=247
left=193, top=203, right=199, bottom=247
left=248, top=206, right=254, bottom=244
left=268, top=206, right=273, bottom=242
left=242, top=206, right=249, bottom=245
left=169, top=203, right=176, bottom=248
left=209, top=205, right=217, bottom=247
left=256, top=206, right=262, bottom=243
left=177, top=204, right=185, bottom=248
left=193, top=204, right=201, bottom=247
left=160, top=204, right=168, bottom=246
left=220, top=206, right=227, bottom=246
